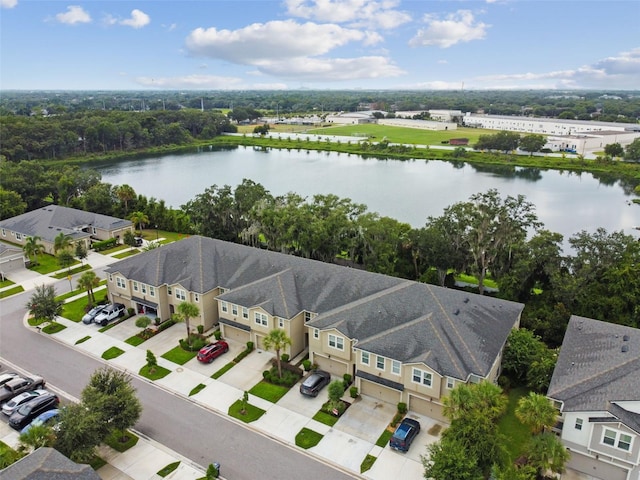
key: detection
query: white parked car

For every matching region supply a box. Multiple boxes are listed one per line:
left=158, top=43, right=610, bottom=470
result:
left=2, top=389, right=48, bottom=416
left=93, top=303, right=126, bottom=326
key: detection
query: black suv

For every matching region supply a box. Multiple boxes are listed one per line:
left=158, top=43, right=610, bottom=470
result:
left=299, top=370, right=331, bottom=397
left=9, top=393, right=60, bottom=430
left=389, top=418, right=421, bottom=452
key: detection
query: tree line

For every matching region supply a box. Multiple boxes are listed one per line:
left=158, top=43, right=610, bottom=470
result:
left=0, top=109, right=236, bottom=161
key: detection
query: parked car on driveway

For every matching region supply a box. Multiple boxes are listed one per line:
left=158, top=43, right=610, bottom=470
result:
left=82, top=305, right=106, bottom=324
left=2, top=389, right=48, bottom=415
left=389, top=418, right=421, bottom=452
left=197, top=341, right=229, bottom=363
left=0, top=375, right=46, bottom=403
left=299, top=370, right=331, bottom=397
left=9, top=393, right=59, bottom=430
left=20, top=408, right=60, bottom=435
left=94, top=303, right=126, bottom=326
left=0, top=372, right=18, bottom=388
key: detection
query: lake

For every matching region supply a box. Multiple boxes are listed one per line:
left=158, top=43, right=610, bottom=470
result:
left=96, top=146, right=639, bottom=243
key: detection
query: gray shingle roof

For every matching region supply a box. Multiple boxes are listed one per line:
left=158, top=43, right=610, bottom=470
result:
left=309, top=281, right=523, bottom=380
left=105, top=235, right=524, bottom=381
left=0, top=447, right=100, bottom=479
left=0, top=205, right=131, bottom=243
left=547, top=316, right=640, bottom=418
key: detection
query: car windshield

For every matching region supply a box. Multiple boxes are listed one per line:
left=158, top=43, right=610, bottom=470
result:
left=17, top=403, right=32, bottom=415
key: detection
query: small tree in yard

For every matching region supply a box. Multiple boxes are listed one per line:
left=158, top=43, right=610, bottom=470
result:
left=55, top=403, right=104, bottom=463
left=146, top=350, right=158, bottom=373
left=26, top=284, right=62, bottom=323
left=328, top=380, right=345, bottom=414
left=57, top=250, right=74, bottom=272
left=75, top=242, right=88, bottom=264
left=262, top=328, right=292, bottom=379
left=176, top=301, right=200, bottom=348
left=136, top=315, right=152, bottom=330
left=516, top=392, right=558, bottom=435
left=240, top=391, right=249, bottom=415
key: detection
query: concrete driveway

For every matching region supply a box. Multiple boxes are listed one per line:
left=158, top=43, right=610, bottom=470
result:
left=334, top=396, right=395, bottom=443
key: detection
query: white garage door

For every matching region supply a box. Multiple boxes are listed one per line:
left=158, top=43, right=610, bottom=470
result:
left=408, top=394, right=447, bottom=422
left=359, top=379, right=401, bottom=405
left=222, top=324, right=250, bottom=345
left=313, top=355, right=349, bottom=377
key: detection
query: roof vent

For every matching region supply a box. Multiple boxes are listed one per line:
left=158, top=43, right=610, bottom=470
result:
left=453, top=309, right=460, bottom=315
left=622, top=345, right=629, bottom=353
left=623, top=335, right=630, bottom=341
left=464, top=298, right=469, bottom=303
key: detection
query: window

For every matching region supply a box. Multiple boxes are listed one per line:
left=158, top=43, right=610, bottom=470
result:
left=175, top=289, right=186, bottom=301
left=108, top=274, right=113, bottom=282
left=278, top=317, right=284, bottom=328
left=219, top=288, right=227, bottom=294
left=304, top=311, right=315, bottom=322
left=133, top=281, right=139, bottom=292
left=232, top=304, right=238, bottom=315
left=575, top=418, right=583, bottom=431
left=16, top=233, right=22, bottom=240
left=376, top=356, right=385, bottom=370
left=313, top=328, right=319, bottom=339
left=361, top=351, right=369, bottom=365
left=221, top=301, right=228, bottom=313
left=328, top=334, right=344, bottom=350
left=116, top=277, right=125, bottom=289
left=1, top=229, right=4, bottom=237
left=149, top=286, right=155, bottom=297
left=193, top=293, right=198, bottom=302
left=141, top=284, right=147, bottom=294
left=446, top=377, right=455, bottom=389
left=92, top=227, right=97, bottom=234
left=603, top=429, right=617, bottom=447
left=618, top=433, right=632, bottom=452
left=167, top=286, right=172, bottom=295
left=412, top=368, right=432, bottom=387
left=391, top=360, right=401, bottom=375
left=242, top=307, right=248, bottom=319
left=255, top=312, right=268, bottom=326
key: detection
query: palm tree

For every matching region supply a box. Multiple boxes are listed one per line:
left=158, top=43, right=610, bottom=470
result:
left=516, top=392, right=558, bottom=434
left=116, top=184, right=136, bottom=214
left=129, top=211, right=149, bottom=234
left=77, top=270, right=100, bottom=307
left=53, top=232, right=71, bottom=253
left=177, top=301, right=200, bottom=348
left=18, top=424, right=56, bottom=452
left=23, top=235, right=44, bottom=265
left=526, top=432, right=569, bottom=478
left=262, top=328, right=292, bottom=378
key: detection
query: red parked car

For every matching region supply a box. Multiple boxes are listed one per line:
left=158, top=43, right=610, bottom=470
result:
left=197, top=341, right=229, bottom=363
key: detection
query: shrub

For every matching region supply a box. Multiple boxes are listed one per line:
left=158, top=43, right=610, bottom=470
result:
left=498, top=375, right=511, bottom=391
left=246, top=341, right=254, bottom=351
left=127, top=307, right=135, bottom=316
left=281, top=353, right=290, bottom=363
left=197, top=325, right=204, bottom=334
left=343, top=373, right=352, bottom=385
left=91, top=238, right=118, bottom=251
left=214, top=329, right=222, bottom=340
left=391, top=412, right=404, bottom=427
left=397, top=402, right=407, bottom=414
left=157, top=319, right=175, bottom=332
left=262, top=370, right=270, bottom=380
left=350, top=386, right=358, bottom=398
left=179, top=335, right=206, bottom=351
left=302, top=359, right=311, bottom=371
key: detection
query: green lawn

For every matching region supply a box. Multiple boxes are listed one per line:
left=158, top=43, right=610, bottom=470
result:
left=0, top=278, right=15, bottom=288
left=212, top=362, right=235, bottom=379
left=228, top=400, right=265, bottom=423
left=189, top=383, right=206, bottom=396
left=161, top=345, right=197, bottom=365
left=113, top=249, right=139, bottom=259
left=498, top=387, right=532, bottom=462
left=312, top=409, right=339, bottom=427
left=375, top=428, right=393, bottom=447
left=105, top=429, right=139, bottom=452
left=52, top=263, right=91, bottom=279
left=75, top=335, right=91, bottom=345
left=27, top=254, right=68, bottom=274
left=125, top=334, right=146, bottom=346
left=0, top=285, right=24, bottom=298
left=157, top=461, right=181, bottom=477
left=42, top=322, right=66, bottom=334
left=455, top=272, right=498, bottom=289
left=361, top=454, right=377, bottom=473
left=248, top=381, right=290, bottom=403
left=307, top=124, right=484, bottom=146
left=295, top=427, right=323, bottom=449
left=140, top=228, right=184, bottom=243
left=61, top=290, right=108, bottom=322
left=100, top=244, right=130, bottom=255
left=139, top=364, right=171, bottom=380
left=102, top=346, right=125, bottom=360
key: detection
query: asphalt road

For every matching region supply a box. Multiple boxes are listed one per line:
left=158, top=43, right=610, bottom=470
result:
left=0, top=280, right=356, bottom=480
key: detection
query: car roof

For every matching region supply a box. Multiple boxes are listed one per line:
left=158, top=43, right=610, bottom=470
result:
left=34, top=408, right=59, bottom=421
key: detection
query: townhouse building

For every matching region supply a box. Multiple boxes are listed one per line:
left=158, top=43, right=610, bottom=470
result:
left=104, top=235, right=524, bottom=416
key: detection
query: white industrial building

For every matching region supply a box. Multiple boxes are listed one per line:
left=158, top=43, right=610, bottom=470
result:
left=378, top=118, right=457, bottom=131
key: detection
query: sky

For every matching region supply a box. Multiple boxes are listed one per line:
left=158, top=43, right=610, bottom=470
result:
left=1, top=0, right=639, bottom=91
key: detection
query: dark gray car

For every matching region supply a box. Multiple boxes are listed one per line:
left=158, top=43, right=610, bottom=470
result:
left=299, top=370, right=331, bottom=397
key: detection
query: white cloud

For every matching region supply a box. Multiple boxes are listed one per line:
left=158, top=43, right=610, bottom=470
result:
left=473, top=49, right=640, bottom=89
left=409, top=10, right=488, bottom=48
left=403, top=80, right=465, bottom=90
left=255, top=56, right=405, bottom=81
left=0, top=0, right=18, bottom=9
left=120, top=9, right=150, bottom=29
left=185, top=20, right=381, bottom=63
left=55, top=5, right=91, bottom=25
left=285, top=0, right=411, bottom=29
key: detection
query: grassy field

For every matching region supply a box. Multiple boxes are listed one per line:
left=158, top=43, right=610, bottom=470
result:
left=498, top=387, right=532, bottom=462
left=307, top=124, right=484, bottom=146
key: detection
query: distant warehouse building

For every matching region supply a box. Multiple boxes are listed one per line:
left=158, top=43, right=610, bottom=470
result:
left=378, top=118, right=457, bottom=131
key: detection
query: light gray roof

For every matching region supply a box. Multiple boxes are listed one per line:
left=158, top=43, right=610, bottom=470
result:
left=106, top=235, right=523, bottom=381
left=0, top=205, right=131, bottom=243
left=0, top=447, right=100, bottom=479
left=309, top=281, right=523, bottom=380
left=547, top=316, right=640, bottom=419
